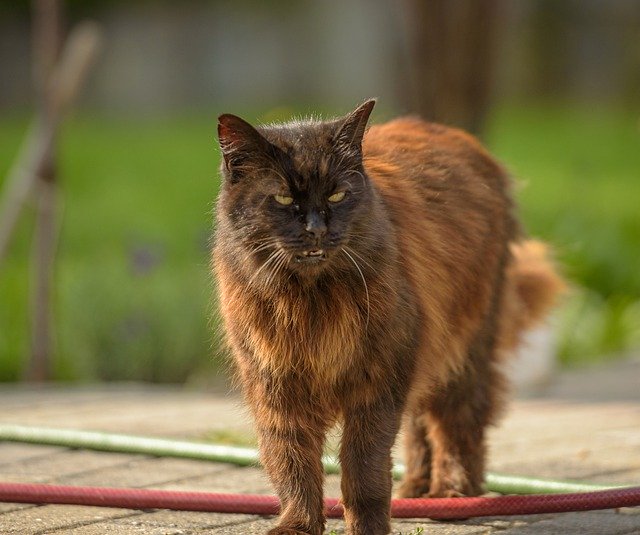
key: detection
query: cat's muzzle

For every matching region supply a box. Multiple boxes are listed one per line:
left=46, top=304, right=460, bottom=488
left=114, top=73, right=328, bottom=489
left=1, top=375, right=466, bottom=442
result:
left=295, top=249, right=326, bottom=264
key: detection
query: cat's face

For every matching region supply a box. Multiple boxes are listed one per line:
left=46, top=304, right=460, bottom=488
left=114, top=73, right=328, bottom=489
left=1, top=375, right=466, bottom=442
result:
left=217, top=100, right=375, bottom=279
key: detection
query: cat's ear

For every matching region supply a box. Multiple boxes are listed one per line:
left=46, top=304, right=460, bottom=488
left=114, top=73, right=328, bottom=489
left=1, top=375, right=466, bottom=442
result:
left=334, top=99, right=376, bottom=156
left=217, top=114, right=271, bottom=179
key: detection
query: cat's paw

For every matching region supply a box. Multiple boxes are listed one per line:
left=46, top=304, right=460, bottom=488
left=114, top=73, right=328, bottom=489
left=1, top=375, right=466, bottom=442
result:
left=395, top=477, right=431, bottom=498
left=266, top=527, right=315, bottom=535
left=428, top=479, right=483, bottom=498
left=428, top=465, right=483, bottom=498
left=427, top=488, right=466, bottom=498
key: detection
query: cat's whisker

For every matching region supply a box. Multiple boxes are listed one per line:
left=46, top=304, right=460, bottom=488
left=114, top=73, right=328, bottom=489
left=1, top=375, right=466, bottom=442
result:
left=247, top=235, right=280, bottom=246
left=246, top=235, right=283, bottom=254
left=342, top=247, right=370, bottom=330
left=248, top=248, right=284, bottom=288
left=344, top=169, right=367, bottom=190
left=269, top=249, right=291, bottom=289
left=344, top=233, right=401, bottom=271
left=275, top=252, right=292, bottom=286
left=263, top=249, right=289, bottom=289
left=343, top=245, right=375, bottom=273
left=343, top=245, right=394, bottom=293
left=249, top=241, right=279, bottom=255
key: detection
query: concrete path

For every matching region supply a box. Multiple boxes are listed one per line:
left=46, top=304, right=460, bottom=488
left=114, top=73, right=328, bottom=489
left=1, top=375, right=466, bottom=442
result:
left=0, top=357, right=639, bottom=534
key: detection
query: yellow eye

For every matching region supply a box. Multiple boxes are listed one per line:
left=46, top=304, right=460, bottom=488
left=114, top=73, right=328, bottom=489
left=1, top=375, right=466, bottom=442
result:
left=274, top=194, right=293, bottom=206
left=328, top=191, right=346, bottom=203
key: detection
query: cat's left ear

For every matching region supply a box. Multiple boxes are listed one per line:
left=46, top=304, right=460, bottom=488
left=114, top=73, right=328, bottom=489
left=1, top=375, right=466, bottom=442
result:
left=217, top=113, right=272, bottom=179
left=334, top=99, right=376, bottom=155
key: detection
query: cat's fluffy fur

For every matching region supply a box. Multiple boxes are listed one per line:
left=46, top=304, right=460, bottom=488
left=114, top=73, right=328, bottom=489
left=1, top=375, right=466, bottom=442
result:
left=213, top=100, right=564, bottom=535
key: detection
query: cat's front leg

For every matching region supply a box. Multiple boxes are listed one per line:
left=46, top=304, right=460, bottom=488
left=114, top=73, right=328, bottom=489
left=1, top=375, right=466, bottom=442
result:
left=259, top=421, right=327, bottom=535
left=251, top=390, right=329, bottom=535
left=340, top=398, right=403, bottom=535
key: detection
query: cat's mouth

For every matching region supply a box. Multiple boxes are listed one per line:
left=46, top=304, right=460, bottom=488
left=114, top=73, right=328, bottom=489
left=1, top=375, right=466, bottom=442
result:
left=294, top=249, right=326, bottom=264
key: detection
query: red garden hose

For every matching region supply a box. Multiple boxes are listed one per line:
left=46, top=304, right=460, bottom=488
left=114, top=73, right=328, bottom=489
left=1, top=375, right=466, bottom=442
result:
left=1, top=482, right=639, bottom=519
left=0, top=425, right=638, bottom=519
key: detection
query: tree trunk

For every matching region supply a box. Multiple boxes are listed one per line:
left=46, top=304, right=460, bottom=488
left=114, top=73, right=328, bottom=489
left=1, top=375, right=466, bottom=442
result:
left=400, top=0, right=503, bottom=137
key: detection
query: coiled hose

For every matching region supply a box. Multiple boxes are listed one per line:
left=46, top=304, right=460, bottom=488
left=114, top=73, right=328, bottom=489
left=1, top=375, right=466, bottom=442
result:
left=0, top=424, right=638, bottom=519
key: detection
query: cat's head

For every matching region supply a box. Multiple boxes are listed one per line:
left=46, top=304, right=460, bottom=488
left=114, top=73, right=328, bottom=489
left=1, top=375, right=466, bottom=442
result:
left=216, top=100, right=377, bottom=281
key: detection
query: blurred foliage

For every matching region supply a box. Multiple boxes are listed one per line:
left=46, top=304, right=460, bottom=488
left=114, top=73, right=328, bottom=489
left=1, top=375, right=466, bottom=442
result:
left=0, top=112, right=221, bottom=381
left=486, top=103, right=640, bottom=364
left=0, top=102, right=639, bottom=382
left=1, top=0, right=298, bottom=18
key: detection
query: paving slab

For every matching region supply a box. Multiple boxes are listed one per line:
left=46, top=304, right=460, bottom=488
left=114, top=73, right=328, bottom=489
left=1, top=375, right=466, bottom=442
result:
left=109, top=509, right=256, bottom=530
left=0, top=444, right=67, bottom=466
left=0, top=356, right=639, bottom=533
left=0, top=504, right=139, bottom=534
left=54, top=457, right=230, bottom=489
left=495, top=511, right=640, bottom=535
left=154, top=466, right=271, bottom=494
left=0, top=449, right=138, bottom=484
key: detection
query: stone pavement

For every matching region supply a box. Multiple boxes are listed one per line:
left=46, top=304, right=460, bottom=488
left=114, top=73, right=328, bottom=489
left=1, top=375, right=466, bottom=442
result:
left=0, top=357, right=639, bottom=534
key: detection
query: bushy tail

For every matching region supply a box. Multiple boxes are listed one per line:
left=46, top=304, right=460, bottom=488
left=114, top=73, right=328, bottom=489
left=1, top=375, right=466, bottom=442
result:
left=498, top=240, right=566, bottom=353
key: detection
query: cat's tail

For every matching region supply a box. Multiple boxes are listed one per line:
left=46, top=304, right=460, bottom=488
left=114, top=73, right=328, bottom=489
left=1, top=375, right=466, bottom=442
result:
left=498, top=240, right=566, bottom=353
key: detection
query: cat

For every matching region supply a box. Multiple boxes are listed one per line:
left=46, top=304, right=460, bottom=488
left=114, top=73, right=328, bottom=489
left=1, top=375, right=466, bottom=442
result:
left=212, top=100, right=564, bottom=535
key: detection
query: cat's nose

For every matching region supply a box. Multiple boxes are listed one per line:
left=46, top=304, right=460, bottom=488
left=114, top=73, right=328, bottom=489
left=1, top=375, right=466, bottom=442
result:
left=305, top=211, right=327, bottom=239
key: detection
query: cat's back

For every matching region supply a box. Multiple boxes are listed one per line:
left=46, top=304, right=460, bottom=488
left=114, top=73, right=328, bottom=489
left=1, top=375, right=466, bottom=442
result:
left=362, top=116, right=518, bottom=379
left=362, top=115, right=515, bottom=241
left=363, top=116, right=507, bottom=195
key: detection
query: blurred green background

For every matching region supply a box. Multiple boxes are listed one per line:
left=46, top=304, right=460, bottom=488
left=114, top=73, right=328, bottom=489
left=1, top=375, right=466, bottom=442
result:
left=1, top=1, right=639, bottom=383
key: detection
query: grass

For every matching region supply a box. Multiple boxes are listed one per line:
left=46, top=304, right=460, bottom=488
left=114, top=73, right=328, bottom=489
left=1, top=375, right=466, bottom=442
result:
left=0, top=112, right=221, bottom=381
left=0, top=102, right=638, bottom=381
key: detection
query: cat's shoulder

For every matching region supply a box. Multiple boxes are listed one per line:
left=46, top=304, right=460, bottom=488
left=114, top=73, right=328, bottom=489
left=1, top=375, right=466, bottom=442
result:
left=365, top=115, right=491, bottom=161
left=368, top=115, right=479, bottom=143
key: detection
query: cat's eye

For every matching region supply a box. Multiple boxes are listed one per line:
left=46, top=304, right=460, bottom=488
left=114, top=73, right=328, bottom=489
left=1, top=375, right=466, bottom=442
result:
left=328, top=191, right=346, bottom=203
left=274, top=194, right=294, bottom=206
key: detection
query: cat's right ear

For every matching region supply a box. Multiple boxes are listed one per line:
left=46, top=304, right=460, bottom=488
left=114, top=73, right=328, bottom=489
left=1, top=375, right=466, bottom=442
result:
left=217, top=114, right=271, bottom=181
left=333, top=99, right=376, bottom=157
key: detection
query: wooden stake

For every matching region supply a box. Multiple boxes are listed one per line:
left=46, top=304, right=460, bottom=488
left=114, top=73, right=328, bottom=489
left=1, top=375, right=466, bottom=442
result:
left=0, top=16, right=101, bottom=381
left=25, top=0, right=63, bottom=381
left=0, top=21, right=102, bottom=265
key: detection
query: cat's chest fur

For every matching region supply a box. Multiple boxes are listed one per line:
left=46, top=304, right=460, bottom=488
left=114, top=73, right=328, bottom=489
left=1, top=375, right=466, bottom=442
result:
left=221, top=271, right=369, bottom=387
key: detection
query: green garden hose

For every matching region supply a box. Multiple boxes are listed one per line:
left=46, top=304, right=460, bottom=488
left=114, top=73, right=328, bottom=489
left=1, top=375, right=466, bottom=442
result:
left=0, top=424, right=616, bottom=494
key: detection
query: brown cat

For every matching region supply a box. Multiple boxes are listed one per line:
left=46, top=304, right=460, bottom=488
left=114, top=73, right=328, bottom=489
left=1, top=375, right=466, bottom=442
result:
left=212, top=100, right=563, bottom=535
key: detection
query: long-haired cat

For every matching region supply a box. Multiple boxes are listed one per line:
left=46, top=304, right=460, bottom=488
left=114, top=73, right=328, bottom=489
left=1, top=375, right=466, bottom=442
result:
left=213, top=100, right=563, bottom=535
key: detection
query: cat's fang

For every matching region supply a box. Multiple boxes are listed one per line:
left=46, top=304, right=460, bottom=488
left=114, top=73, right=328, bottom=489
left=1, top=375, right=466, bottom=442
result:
left=304, top=249, right=324, bottom=257
left=295, top=249, right=326, bottom=263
